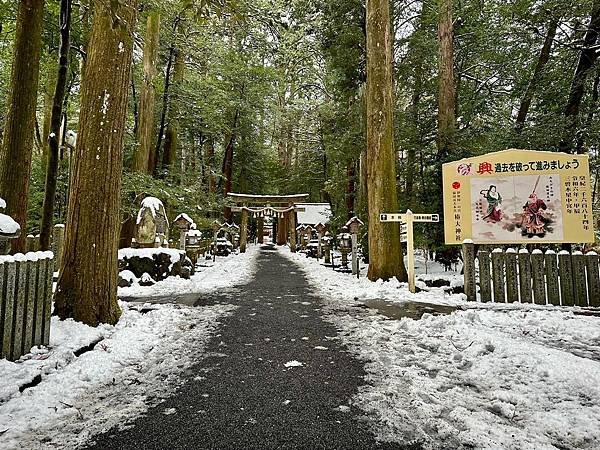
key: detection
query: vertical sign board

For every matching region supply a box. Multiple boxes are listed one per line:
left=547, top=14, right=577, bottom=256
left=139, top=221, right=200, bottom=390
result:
left=380, top=211, right=439, bottom=293
left=442, top=149, right=594, bottom=244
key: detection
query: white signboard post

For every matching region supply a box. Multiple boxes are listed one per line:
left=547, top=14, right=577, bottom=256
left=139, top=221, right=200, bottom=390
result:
left=380, top=210, right=440, bottom=293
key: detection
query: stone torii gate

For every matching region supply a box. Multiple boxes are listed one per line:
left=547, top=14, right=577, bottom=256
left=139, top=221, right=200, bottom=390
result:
left=227, top=193, right=309, bottom=253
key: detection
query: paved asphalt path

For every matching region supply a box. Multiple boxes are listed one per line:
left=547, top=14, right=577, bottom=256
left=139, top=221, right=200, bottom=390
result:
left=86, top=245, right=411, bottom=450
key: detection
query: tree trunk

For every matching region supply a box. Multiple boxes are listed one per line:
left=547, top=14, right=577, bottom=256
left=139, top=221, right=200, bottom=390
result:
left=222, top=110, right=239, bottom=222
left=40, top=0, right=72, bottom=251
left=437, top=0, right=456, bottom=158
left=560, top=0, right=600, bottom=153
left=133, top=11, right=160, bottom=173
left=346, top=161, right=356, bottom=219
left=154, top=42, right=176, bottom=175
left=576, top=67, right=600, bottom=153
left=515, top=19, right=558, bottom=132
left=162, top=33, right=185, bottom=174
left=54, top=0, right=139, bottom=327
left=0, top=0, right=45, bottom=254
left=206, top=137, right=216, bottom=193
left=366, top=0, right=406, bottom=282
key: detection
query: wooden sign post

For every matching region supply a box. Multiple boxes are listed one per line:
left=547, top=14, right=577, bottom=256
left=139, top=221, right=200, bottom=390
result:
left=380, top=210, right=439, bottom=293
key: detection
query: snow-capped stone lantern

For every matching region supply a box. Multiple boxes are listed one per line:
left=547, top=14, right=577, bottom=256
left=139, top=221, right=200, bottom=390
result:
left=174, top=213, right=194, bottom=250
left=0, top=198, right=21, bottom=255
left=337, top=226, right=352, bottom=270
left=185, top=224, right=203, bottom=265
left=345, top=216, right=364, bottom=276
left=134, top=196, right=169, bottom=248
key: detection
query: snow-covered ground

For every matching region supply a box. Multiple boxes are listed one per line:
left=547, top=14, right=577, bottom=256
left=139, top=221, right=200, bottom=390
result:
left=0, top=247, right=259, bottom=450
left=283, top=248, right=600, bottom=449
left=118, top=245, right=259, bottom=298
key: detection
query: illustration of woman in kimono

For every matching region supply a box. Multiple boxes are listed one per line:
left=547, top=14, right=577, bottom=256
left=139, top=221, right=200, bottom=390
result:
left=480, top=185, right=503, bottom=222
left=521, top=193, right=547, bottom=237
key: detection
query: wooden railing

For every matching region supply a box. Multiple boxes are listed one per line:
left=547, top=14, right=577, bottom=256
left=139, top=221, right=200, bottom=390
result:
left=463, top=242, right=600, bottom=306
left=0, top=252, right=54, bottom=361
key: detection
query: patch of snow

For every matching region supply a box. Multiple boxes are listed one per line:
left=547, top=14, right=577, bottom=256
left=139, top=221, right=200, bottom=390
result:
left=284, top=360, right=303, bottom=368
left=0, top=197, right=6, bottom=210
left=0, top=213, right=20, bottom=236
left=280, top=246, right=600, bottom=449
left=0, top=301, right=236, bottom=449
left=118, top=245, right=260, bottom=298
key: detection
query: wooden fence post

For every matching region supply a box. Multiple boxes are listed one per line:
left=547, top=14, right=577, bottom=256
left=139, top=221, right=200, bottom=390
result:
left=531, top=250, right=546, bottom=305
left=0, top=259, right=5, bottom=358
left=505, top=248, right=519, bottom=303
left=478, top=249, right=492, bottom=302
left=558, top=250, right=575, bottom=306
left=11, top=256, right=27, bottom=360
left=1, top=258, right=16, bottom=359
left=22, top=258, right=36, bottom=356
left=571, top=251, right=588, bottom=307
left=52, top=224, right=65, bottom=271
left=518, top=249, right=532, bottom=303
left=491, top=248, right=505, bottom=303
left=33, top=254, right=46, bottom=346
left=43, top=252, right=53, bottom=346
left=544, top=250, right=559, bottom=306
left=586, top=251, right=600, bottom=307
left=463, top=240, right=476, bottom=301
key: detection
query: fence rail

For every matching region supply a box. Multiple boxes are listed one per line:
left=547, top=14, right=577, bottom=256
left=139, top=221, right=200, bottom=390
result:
left=463, top=242, right=600, bottom=307
left=0, top=252, right=54, bottom=361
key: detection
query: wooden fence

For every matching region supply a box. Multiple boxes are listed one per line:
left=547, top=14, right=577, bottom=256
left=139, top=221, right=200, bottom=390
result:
left=463, top=242, right=600, bottom=307
left=0, top=252, right=54, bottom=361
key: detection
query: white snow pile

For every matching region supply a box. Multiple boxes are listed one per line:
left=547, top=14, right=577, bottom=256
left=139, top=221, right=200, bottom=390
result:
left=0, top=212, right=20, bottom=236
left=119, top=244, right=260, bottom=298
left=0, top=301, right=236, bottom=450
left=118, top=247, right=184, bottom=261
left=284, top=360, right=304, bottom=368
left=0, top=197, right=6, bottom=210
left=281, top=248, right=600, bottom=448
left=174, top=212, right=194, bottom=227
left=282, top=247, right=465, bottom=307
left=136, top=196, right=166, bottom=224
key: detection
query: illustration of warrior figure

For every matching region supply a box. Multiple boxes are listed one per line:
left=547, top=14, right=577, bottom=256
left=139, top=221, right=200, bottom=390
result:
left=521, top=193, right=547, bottom=236
left=481, top=185, right=502, bottom=222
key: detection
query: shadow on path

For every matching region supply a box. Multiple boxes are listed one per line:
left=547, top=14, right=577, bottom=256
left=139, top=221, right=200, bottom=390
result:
left=86, top=246, right=413, bottom=449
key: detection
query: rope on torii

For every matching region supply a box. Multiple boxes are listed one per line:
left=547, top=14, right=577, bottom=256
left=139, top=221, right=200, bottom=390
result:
left=230, top=205, right=302, bottom=219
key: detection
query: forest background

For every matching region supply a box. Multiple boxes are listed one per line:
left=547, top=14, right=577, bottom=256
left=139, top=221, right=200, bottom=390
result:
left=0, top=0, right=598, bottom=256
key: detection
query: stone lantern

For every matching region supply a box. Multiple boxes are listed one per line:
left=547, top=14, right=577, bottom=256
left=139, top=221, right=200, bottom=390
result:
left=345, top=216, right=364, bottom=276
left=185, top=224, right=202, bottom=265
left=0, top=199, right=21, bottom=255
left=337, top=226, right=352, bottom=270
left=174, top=213, right=194, bottom=250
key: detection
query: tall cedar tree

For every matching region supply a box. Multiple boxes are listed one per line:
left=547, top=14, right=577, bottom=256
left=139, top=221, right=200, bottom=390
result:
left=515, top=18, right=558, bottom=132
left=40, top=0, right=72, bottom=250
left=437, top=0, right=456, bottom=158
left=162, top=29, right=186, bottom=173
left=54, top=0, right=139, bottom=326
left=365, top=0, right=407, bottom=281
left=560, top=0, right=600, bottom=153
left=0, top=0, right=45, bottom=253
left=133, top=11, right=160, bottom=173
